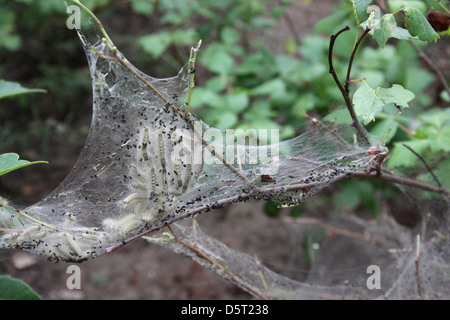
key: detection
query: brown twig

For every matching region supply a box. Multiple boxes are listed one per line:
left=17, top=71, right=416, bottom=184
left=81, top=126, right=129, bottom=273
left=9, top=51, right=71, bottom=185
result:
left=165, top=224, right=270, bottom=300
left=280, top=0, right=302, bottom=47
left=106, top=169, right=449, bottom=254
left=328, top=26, right=371, bottom=146
left=345, top=28, right=371, bottom=93
left=302, top=110, right=351, bottom=147
left=96, top=42, right=256, bottom=189
left=408, top=39, right=450, bottom=98
left=402, top=143, right=443, bottom=192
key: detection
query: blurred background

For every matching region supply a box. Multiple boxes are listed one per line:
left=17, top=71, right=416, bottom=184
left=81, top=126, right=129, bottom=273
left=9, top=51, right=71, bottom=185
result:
left=0, top=0, right=448, bottom=299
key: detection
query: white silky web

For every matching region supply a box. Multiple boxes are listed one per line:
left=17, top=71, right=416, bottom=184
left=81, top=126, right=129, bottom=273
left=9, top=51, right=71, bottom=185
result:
left=0, top=22, right=380, bottom=263
left=1, top=11, right=448, bottom=300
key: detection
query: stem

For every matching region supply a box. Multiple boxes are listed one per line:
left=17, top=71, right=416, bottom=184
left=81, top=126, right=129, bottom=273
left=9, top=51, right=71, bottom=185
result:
left=402, top=143, right=443, bottom=192
left=0, top=204, right=57, bottom=231
left=70, top=0, right=114, bottom=46
left=166, top=224, right=270, bottom=300
left=328, top=26, right=370, bottom=146
left=185, top=40, right=202, bottom=117
left=106, top=169, right=450, bottom=254
left=302, top=111, right=351, bottom=147
left=345, top=27, right=371, bottom=92
left=408, top=40, right=450, bottom=98
left=73, top=2, right=254, bottom=189
left=415, top=234, right=422, bottom=299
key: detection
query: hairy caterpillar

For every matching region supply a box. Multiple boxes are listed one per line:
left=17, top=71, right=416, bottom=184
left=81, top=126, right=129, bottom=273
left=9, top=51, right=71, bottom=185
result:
left=104, top=124, right=204, bottom=235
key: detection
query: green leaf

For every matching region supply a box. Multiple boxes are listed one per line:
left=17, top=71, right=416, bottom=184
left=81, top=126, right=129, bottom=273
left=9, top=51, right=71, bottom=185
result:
left=324, top=108, right=353, bottom=125
left=370, top=119, right=398, bottom=144
left=131, top=0, right=154, bottom=15
left=334, top=182, right=361, bottom=211
left=169, top=29, right=199, bottom=45
left=200, top=44, right=234, bottom=75
left=0, top=275, right=41, bottom=300
left=433, top=158, right=450, bottom=190
left=251, top=78, right=285, bottom=96
left=390, top=27, right=418, bottom=40
left=292, top=93, right=316, bottom=116
left=139, top=32, right=171, bottom=58
left=421, top=0, right=450, bottom=14
left=215, top=111, right=238, bottom=129
left=403, top=7, right=440, bottom=42
left=418, top=109, right=450, bottom=128
left=387, top=139, right=430, bottom=167
left=422, top=126, right=450, bottom=152
left=0, top=153, right=48, bottom=177
left=220, top=26, right=240, bottom=45
left=373, top=14, right=397, bottom=48
left=0, top=80, right=46, bottom=99
left=352, top=0, right=373, bottom=24
left=225, top=92, right=249, bottom=113
left=205, top=76, right=227, bottom=92
left=388, top=0, right=427, bottom=14
left=353, top=83, right=415, bottom=124
left=315, top=9, right=351, bottom=34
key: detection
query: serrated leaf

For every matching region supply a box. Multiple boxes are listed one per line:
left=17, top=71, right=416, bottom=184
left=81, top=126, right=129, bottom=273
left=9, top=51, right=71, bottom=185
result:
left=403, top=7, right=440, bottom=42
left=353, top=83, right=415, bottom=124
left=373, top=14, right=397, bottom=48
left=0, top=275, right=41, bottom=300
left=422, top=126, right=450, bottom=152
left=0, top=153, right=48, bottom=177
left=0, top=80, right=46, bottom=99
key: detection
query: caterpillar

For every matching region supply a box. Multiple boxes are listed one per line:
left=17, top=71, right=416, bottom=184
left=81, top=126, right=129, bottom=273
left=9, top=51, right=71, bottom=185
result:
left=107, top=124, right=205, bottom=235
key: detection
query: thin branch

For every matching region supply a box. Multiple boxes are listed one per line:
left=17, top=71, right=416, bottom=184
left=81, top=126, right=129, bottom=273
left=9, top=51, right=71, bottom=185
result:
left=302, top=110, right=351, bottom=147
left=408, top=39, right=450, bottom=98
left=415, top=234, right=422, bottom=299
left=348, top=171, right=448, bottom=195
left=73, top=0, right=257, bottom=189
left=106, top=168, right=450, bottom=254
left=328, top=26, right=370, bottom=146
left=165, top=224, right=270, bottom=300
left=285, top=217, right=368, bottom=241
left=280, top=1, right=302, bottom=47
left=329, top=26, right=350, bottom=98
left=345, top=27, right=371, bottom=92
left=402, top=143, right=443, bottom=191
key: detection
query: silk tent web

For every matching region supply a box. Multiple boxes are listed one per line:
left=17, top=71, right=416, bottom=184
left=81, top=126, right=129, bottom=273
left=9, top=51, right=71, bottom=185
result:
left=1, top=4, right=449, bottom=299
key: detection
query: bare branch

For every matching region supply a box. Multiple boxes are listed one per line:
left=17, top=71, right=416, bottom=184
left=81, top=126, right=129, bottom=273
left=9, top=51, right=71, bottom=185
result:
left=408, top=39, right=450, bottom=98
left=402, top=143, right=443, bottom=192
left=106, top=168, right=450, bottom=254
left=328, top=26, right=370, bottom=146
